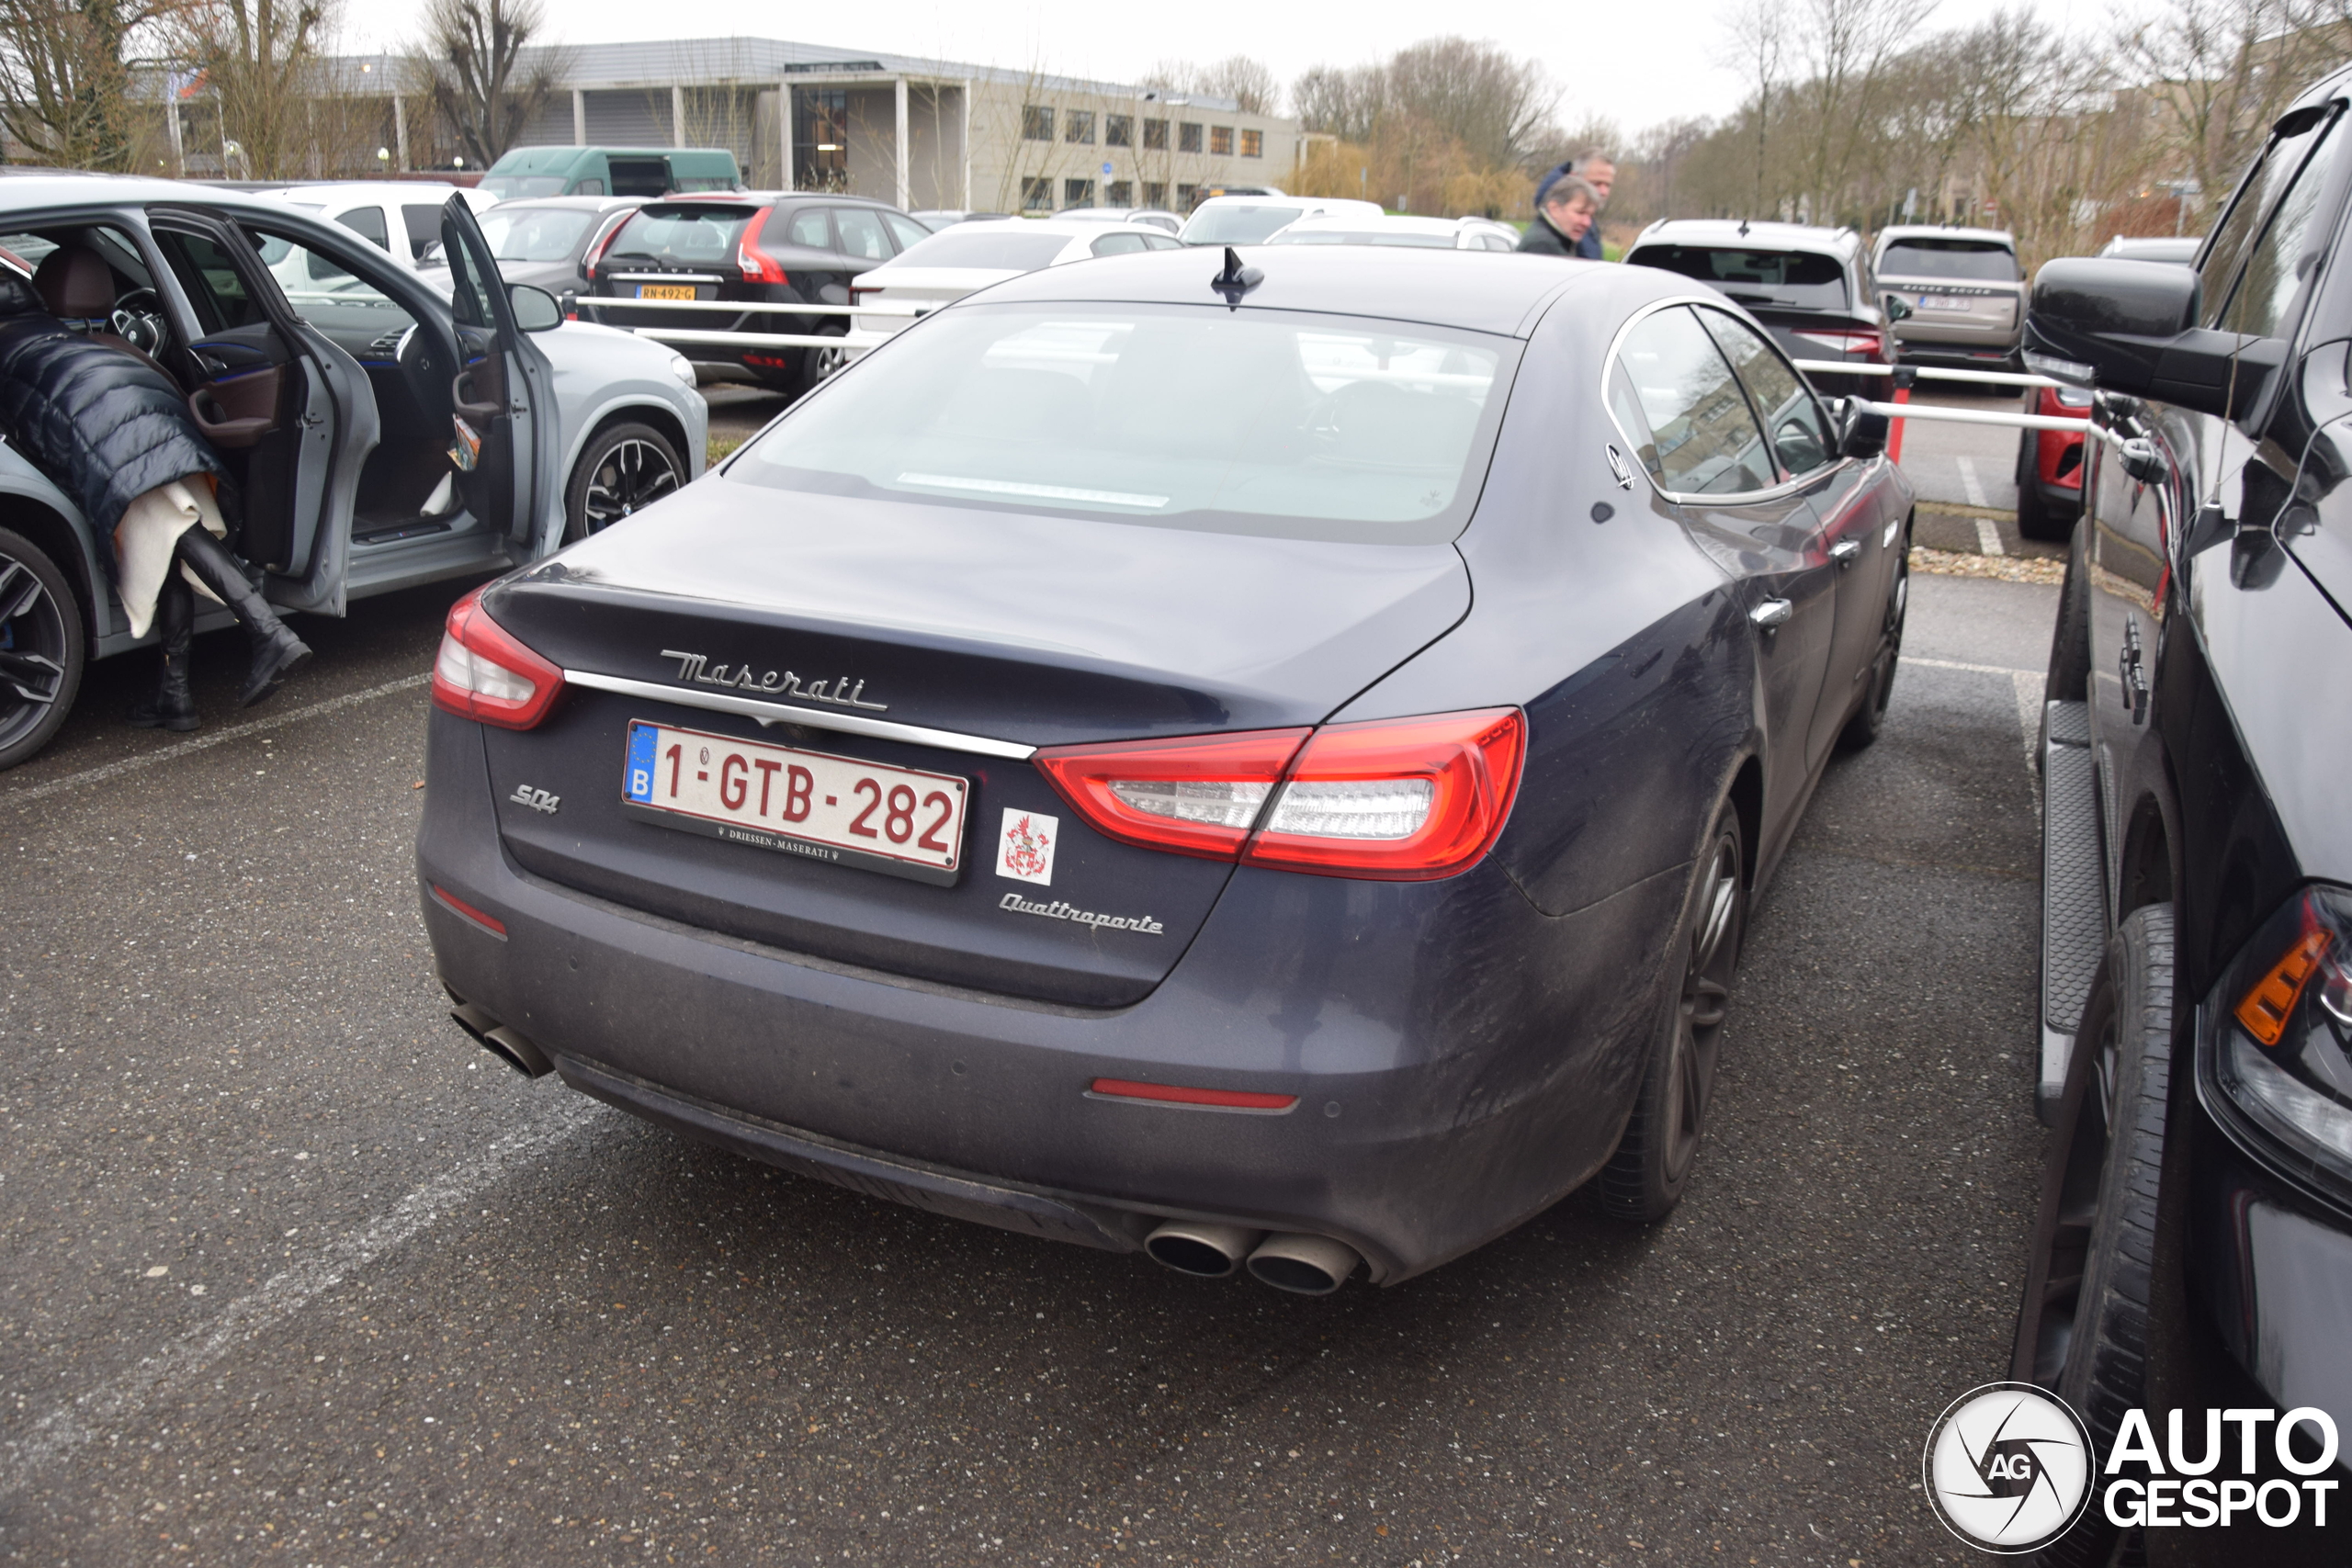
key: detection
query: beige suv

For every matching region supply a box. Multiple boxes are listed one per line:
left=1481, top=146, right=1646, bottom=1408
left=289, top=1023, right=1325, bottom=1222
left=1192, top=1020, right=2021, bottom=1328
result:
left=1871, top=225, right=2025, bottom=369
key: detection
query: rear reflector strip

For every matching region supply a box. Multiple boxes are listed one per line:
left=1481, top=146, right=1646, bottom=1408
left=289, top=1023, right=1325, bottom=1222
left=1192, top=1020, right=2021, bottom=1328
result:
left=1087, top=1077, right=1298, bottom=1113
left=429, top=884, right=508, bottom=939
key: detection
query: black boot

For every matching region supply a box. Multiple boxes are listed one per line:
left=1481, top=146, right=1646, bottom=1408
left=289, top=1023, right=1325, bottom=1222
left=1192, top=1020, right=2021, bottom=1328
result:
left=171, top=528, right=311, bottom=708
left=128, top=573, right=200, bottom=731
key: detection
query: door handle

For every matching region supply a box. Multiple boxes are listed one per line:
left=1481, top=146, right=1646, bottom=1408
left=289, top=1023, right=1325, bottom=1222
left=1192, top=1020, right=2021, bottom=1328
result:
left=1750, top=598, right=1793, bottom=629
left=1830, top=539, right=1861, bottom=565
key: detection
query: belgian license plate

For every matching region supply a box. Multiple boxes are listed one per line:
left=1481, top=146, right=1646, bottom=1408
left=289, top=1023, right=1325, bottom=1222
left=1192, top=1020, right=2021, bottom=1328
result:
left=621, top=721, right=967, bottom=886
left=636, top=283, right=696, bottom=300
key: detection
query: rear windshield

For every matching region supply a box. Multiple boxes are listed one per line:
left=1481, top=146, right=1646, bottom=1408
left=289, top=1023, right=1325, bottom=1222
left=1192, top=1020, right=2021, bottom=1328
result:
left=1269, top=230, right=1454, bottom=248
left=1879, top=239, right=2019, bottom=281
left=731, top=302, right=1515, bottom=544
left=479, top=175, right=566, bottom=200
left=888, top=229, right=1073, bottom=270
left=1182, top=206, right=1308, bottom=244
left=603, top=205, right=757, bottom=266
left=1627, top=245, right=1849, bottom=310
left=478, top=206, right=598, bottom=263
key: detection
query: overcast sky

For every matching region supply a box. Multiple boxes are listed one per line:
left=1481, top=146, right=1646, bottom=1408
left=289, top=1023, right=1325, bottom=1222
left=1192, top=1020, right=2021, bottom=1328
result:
left=346, top=0, right=2096, bottom=141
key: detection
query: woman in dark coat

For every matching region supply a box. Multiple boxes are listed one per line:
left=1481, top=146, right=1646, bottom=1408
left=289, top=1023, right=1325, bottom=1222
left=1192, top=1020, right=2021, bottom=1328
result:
left=0, top=267, right=309, bottom=730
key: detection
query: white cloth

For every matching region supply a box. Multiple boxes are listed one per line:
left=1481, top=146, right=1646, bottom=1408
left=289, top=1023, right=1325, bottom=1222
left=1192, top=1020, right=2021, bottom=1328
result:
left=113, top=479, right=228, bottom=639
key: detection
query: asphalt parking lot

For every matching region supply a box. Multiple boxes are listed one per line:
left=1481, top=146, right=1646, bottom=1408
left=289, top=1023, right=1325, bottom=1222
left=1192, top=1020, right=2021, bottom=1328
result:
left=0, top=491, right=2063, bottom=1566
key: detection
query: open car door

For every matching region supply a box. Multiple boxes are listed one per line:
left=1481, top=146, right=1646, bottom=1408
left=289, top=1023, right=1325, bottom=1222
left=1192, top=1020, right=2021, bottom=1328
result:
left=147, top=209, right=379, bottom=615
left=439, top=195, right=561, bottom=557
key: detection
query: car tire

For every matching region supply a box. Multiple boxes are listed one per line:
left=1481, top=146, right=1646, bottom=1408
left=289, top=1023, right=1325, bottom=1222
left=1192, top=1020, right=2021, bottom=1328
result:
left=0, top=525, right=85, bottom=773
left=2009, top=905, right=2173, bottom=1568
left=1594, top=803, right=1747, bottom=1224
left=1838, top=524, right=1908, bottom=752
left=794, top=322, right=850, bottom=400
left=563, top=423, right=685, bottom=545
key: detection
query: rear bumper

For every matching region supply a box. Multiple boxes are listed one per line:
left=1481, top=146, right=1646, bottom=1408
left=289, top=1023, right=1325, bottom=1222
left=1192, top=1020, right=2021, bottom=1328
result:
left=416, top=711, right=1681, bottom=1281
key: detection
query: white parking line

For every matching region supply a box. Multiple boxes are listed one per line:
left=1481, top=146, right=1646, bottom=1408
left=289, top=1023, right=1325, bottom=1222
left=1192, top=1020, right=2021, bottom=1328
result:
left=1974, top=517, right=2006, bottom=556
left=0, top=672, right=431, bottom=808
left=0, top=1094, right=605, bottom=1495
left=1957, top=455, right=1990, bottom=508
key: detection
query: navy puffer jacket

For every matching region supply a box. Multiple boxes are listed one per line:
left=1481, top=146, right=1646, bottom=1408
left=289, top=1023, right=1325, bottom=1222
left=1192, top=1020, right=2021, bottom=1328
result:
left=0, top=272, right=224, bottom=538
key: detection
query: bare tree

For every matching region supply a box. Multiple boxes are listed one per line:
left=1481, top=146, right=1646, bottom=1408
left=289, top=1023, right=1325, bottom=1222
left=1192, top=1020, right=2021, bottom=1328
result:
left=408, top=0, right=560, bottom=170
left=1143, top=54, right=1281, bottom=115
left=174, top=0, right=333, bottom=177
left=1716, top=0, right=1787, bottom=212
left=1384, top=37, right=1556, bottom=171
left=0, top=0, right=178, bottom=169
left=1292, top=62, right=1384, bottom=142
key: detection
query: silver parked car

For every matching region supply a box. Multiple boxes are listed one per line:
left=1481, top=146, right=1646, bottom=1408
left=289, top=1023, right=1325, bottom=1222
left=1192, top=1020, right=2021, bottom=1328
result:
left=0, top=176, right=707, bottom=770
left=1870, top=224, right=2026, bottom=369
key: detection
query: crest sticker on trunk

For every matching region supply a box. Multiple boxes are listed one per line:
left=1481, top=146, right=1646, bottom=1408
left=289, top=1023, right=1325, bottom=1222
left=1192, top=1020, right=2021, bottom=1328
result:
left=997, top=808, right=1057, bottom=886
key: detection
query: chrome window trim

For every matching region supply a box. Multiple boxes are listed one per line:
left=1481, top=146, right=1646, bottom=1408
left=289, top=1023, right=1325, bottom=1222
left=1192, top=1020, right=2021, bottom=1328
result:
left=561, top=670, right=1038, bottom=760
left=1598, top=293, right=1849, bottom=508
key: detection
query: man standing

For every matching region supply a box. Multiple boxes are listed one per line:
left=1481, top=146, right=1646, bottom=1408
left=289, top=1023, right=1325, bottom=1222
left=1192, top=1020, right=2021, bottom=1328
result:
left=1516, top=176, right=1599, bottom=257
left=1532, top=149, right=1616, bottom=259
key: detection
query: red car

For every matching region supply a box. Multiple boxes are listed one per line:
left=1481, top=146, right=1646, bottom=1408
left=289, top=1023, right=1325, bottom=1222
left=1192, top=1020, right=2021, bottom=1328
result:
left=2013, top=235, right=2198, bottom=541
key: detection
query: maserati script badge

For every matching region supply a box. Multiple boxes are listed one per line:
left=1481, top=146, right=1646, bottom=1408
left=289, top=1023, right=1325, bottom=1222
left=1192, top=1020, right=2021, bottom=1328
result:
left=660, top=650, right=888, bottom=711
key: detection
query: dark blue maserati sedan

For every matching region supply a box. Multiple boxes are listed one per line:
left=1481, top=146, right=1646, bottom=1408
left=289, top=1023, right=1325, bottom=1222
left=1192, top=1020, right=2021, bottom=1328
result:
left=417, top=244, right=1915, bottom=1292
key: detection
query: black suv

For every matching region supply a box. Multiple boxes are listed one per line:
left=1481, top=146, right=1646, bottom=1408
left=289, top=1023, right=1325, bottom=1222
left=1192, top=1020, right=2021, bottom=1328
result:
left=2011, top=69, right=2352, bottom=1566
left=584, top=192, right=933, bottom=395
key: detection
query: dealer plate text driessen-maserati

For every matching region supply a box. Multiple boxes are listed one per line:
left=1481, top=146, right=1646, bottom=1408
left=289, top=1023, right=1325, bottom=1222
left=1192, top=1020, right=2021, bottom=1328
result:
left=418, top=243, right=1914, bottom=1294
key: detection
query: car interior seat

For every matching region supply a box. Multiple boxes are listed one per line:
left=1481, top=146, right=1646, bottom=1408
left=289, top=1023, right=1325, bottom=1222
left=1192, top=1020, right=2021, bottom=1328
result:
left=32, top=244, right=178, bottom=384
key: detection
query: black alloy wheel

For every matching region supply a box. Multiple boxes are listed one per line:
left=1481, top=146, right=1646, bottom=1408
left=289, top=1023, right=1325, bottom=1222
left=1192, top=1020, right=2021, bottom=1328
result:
left=2009, top=905, right=2173, bottom=1568
left=564, top=423, right=685, bottom=545
left=1838, top=525, right=1909, bottom=752
left=1596, top=806, right=1747, bottom=1222
left=0, top=525, right=84, bottom=773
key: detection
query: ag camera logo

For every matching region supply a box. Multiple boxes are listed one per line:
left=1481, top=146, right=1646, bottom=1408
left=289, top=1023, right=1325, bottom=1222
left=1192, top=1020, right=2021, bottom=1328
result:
left=1922, top=1382, right=2094, bottom=1553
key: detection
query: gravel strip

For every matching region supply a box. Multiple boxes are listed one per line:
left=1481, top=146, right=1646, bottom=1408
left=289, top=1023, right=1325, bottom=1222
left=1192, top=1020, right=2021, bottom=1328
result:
left=1911, top=544, right=2066, bottom=584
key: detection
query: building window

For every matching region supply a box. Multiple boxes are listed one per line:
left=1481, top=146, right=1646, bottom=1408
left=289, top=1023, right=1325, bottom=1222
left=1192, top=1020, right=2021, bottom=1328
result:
left=1063, top=177, right=1096, bottom=209
left=1210, top=126, right=1234, bottom=156
left=1022, top=105, right=1053, bottom=141
left=1142, top=181, right=1167, bottom=209
left=1176, top=183, right=1199, bottom=210
left=1178, top=122, right=1203, bottom=153
left=1104, top=114, right=1133, bottom=148
left=1065, top=110, right=1095, bottom=145
left=1240, top=129, right=1263, bottom=159
left=1142, top=118, right=1169, bottom=151
left=1107, top=180, right=1133, bottom=206
left=1022, top=176, right=1053, bottom=211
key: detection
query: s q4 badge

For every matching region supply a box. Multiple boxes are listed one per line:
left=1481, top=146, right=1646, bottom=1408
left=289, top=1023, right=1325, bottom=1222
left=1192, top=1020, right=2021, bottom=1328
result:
left=508, top=784, right=560, bottom=816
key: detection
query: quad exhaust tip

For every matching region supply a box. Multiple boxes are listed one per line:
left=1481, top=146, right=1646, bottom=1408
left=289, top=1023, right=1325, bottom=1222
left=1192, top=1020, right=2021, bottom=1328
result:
left=448, top=1001, right=553, bottom=1077
left=1144, top=1221, right=1362, bottom=1293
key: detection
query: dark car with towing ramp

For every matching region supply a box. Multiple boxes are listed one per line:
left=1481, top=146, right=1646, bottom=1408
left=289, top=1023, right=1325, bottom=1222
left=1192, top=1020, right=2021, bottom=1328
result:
left=417, top=243, right=1916, bottom=1295
left=2010, top=70, right=2352, bottom=1567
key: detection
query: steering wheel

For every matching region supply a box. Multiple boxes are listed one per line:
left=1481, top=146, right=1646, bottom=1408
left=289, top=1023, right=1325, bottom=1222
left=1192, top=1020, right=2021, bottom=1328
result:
left=109, top=288, right=164, bottom=354
left=394, top=323, right=456, bottom=423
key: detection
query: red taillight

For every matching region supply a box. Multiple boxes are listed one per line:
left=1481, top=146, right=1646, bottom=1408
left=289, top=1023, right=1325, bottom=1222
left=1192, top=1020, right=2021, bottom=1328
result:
left=1792, top=328, right=1884, bottom=358
left=430, top=585, right=563, bottom=729
left=1033, top=728, right=1309, bottom=860
left=736, top=207, right=790, bottom=286
left=587, top=214, right=629, bottom=276
left=1035, top=708, right=1525, bottom=881
left=1246, top=708, right=1524, bottom=880
left=429, top=883, right=507, bottom=938
left=1087, top=1077, right=1297, bottom=1111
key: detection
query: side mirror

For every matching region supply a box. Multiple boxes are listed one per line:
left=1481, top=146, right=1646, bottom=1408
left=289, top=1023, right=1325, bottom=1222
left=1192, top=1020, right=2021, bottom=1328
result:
left=1830, top=396, right=1889, bottom=459
left=2026, top=257, right=2284, bottom=419
left=1881, top=292, right=1915, bottom=323
left=508, top=283, right=562, bottom=333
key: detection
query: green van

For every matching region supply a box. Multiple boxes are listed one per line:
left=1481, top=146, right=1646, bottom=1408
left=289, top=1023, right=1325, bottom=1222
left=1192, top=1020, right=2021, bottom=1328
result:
left=478, top=147, right=743, bottom=200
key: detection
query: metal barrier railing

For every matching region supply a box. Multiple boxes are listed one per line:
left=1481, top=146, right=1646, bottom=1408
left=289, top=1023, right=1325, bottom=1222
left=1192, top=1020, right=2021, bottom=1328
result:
left=1786, top=358, right=2103, bottom=458
left=571, top=296, right=919, bottom=355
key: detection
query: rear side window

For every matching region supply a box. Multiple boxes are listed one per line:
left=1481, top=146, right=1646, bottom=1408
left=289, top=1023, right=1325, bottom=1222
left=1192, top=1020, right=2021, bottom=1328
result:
left=1698, top=308, right=1833, bottom=477
left=786, top=209, right=831, bottom=249
left=1878, top=239, right=2018, bottom=282
left=401, top=205, right=445, bottom=260
left=1626, top=244, right=1849, bottom=311
left=2200, top=107, right=2339, bottom=326
left=1611, top=305, right=1778, bottom=496
left=832, top=209, right=890, bottom=261
left=603, top=205, right=754, bottom=266
left=336, top=206, right=390, bottom=252
left=1090, top=231, right=1150, bottom=256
